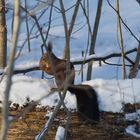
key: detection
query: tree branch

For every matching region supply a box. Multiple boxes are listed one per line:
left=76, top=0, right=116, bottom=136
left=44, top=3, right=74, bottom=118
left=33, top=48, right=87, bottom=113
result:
left=0, top=48, right=137, bottom=77
left=107, top=0, right=140, bottom=43
left=71, top=48, right=137, bottom=65
left=136, top=0, right=140, bottom=5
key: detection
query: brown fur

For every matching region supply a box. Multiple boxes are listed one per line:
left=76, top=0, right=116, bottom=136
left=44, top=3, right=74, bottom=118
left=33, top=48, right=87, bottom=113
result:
left=40, top=42, right=99, bottom=123
left=39, top=42, right=75, bottom=88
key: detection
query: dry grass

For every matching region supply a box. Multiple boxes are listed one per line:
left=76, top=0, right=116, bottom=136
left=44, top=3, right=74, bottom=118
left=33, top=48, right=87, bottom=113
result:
left=0, top=104, right=139, bottom=140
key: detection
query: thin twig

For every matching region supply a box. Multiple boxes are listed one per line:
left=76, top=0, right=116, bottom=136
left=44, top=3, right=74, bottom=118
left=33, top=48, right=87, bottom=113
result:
left=107, top=0, right=140, bottom=43
left=16, top=8, right=48, bottom=59
left=44, top=2, right=53, bottom=42
left=25, top=0, right=31, bottom=52
left=80, top=2, right=92, bottom=35
left=20, top=5, right=48, bottom=50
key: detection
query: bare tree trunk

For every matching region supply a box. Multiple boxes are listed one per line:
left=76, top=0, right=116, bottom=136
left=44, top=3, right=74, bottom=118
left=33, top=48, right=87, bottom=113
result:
left=86, top=0, right=103, bottom=80
left=61, top=0, right=81, bottom=59
left=59, top=0, right=70, bottom=60
left=0, top=0, right=7, bottom=68
left=129, top=42, right=140, bottom=78
left=60, top=0, right=80, bottom=81
left=58, top=1, right=81, bottom=139
left=0, top=0, right=20, bottom=139
left=116, top=0, right=126, bottom=79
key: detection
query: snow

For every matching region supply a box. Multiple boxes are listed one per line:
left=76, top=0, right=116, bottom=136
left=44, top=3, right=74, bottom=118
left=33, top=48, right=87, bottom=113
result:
left=126, top=125, right=140, bottom=138
left=125, top=110, right=140, bottom=121
left=55, top=126, right=65, bottom=140
left=45, top=111, right=53, bottom=120
left=1, top=75, right=140, bottom=113
left=0, top=75, right=51, bottom=107
left=1, top=0, right=140, bottom=139
left=1, top=75, right=140, bottom=139
left=83, top=79, right=140, bottom=112
left=35, top=111, right=53, bottom=140
left=0, top=75, right=76, bottom=109
left=125, top=110, right=140, bottom=138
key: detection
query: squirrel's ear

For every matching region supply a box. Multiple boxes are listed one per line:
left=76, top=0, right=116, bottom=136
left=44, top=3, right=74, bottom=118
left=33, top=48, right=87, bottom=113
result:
left=47, top=42, right=53, bottom=52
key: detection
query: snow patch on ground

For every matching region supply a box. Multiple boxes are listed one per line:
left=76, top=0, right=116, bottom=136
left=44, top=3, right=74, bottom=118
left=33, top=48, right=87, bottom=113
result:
left=55, top=126, right=65, bottom=140
left=125, top=110, right=140, bottom=138
left=1, top=75, right=140, bottom=113
left=83, top=79, right=140, bottom=112
left=125, top=110, right=140, bottom=121
left=0, top=75, right=77, bottom=109
left=126, top=125, right=140, bottom=138
left=0, top=75, right=51, bottom=106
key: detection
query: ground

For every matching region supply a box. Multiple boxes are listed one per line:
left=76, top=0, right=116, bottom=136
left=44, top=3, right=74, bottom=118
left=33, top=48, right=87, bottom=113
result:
left=0, top=104, right=139, bottom=140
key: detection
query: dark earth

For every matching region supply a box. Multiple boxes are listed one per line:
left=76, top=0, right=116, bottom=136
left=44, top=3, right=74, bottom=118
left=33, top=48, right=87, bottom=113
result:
left=0, top=103, right=140, bottom=140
